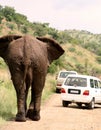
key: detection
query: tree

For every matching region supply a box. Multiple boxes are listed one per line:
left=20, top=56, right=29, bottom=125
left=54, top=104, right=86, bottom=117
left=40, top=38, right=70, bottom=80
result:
left=2, top=6, right=15, bottom=21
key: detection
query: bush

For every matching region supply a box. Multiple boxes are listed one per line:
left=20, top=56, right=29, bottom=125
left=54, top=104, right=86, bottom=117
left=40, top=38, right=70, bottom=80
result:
left=48, top=62, right=57, bottom=74
left=68, top=47, right=76, bottom=52
left=75, top=63, right=85, bottom=73
left=96, top=56, right=101, bottom=64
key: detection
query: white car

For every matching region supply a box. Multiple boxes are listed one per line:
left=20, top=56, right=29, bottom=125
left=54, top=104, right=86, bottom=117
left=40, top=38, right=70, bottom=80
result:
left=56, top=70, right=77, bottom=93
left=61, top=74, right=101, bottom=109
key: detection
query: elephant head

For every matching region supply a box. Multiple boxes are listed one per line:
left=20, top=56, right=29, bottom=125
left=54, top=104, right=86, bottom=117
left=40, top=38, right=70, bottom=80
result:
left=0, top=34, right=64, bottom=122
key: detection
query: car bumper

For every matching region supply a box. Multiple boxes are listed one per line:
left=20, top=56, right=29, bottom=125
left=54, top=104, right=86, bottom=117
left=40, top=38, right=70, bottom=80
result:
left=61, top=94, right=92, bottom=103
left=56, top=86, right=62, bottom=89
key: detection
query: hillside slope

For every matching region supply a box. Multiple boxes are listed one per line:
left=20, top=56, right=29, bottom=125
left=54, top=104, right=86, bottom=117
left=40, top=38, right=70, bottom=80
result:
left=62, top=43, right=101, bottom=77
left=0, top=5, right=101, bottom=76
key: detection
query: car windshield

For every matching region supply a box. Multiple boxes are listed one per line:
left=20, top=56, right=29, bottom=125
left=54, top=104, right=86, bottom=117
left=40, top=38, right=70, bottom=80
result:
left=64, top=77, right=87, bottom=87
left=59, top=72, right=76, bottom=78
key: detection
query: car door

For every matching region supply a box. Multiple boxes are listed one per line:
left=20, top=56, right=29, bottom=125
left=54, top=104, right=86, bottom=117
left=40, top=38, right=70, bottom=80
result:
left=97, top=80, right=101, bottom=103
left=94, top=80, right=101, bottom=103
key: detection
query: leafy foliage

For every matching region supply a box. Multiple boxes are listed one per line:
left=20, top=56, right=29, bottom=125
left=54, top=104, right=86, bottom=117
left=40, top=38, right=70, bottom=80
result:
left=96, top=56, right=101, bottom=64
left=66, top=29, right=101, bottom=56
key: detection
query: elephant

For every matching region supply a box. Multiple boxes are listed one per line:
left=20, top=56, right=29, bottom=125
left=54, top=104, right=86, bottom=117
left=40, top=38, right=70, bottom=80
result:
left=0, top=34, right=64, bottom=122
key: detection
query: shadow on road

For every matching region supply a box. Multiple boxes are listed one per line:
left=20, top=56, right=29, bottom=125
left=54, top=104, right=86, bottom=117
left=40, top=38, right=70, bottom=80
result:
left=54, top=104, right=101, bottom=110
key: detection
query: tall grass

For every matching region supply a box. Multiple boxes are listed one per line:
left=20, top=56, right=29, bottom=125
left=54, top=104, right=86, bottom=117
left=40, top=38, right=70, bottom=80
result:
left=42, top=74, right=56, bottom=104
left=0, top=80, right=16, bottom=125
left=0, top=73, right=56, bottom=126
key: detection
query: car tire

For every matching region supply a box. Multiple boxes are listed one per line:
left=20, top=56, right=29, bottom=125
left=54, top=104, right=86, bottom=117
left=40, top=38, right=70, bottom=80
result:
left=56, top=88, right=60, bottom=93
left=62, top=100, right=69, bottom=107
left=88, top=98, right=95, bottom=109
left=77, top=103, right=82, bottom=107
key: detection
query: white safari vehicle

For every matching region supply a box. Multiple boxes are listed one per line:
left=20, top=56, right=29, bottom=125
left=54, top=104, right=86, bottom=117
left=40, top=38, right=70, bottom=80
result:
left=61, top=74, right=101, bottom=109
left=56, top=70, right=77, bottom=93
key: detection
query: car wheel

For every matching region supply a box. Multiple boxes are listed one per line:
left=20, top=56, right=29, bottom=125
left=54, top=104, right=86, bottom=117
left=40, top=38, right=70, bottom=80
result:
left=56, top=88, right=60, bottom=93
left=62, top=100, right=69, bottom=107
left=88, top=98, right=95, bottom=109
left=76, top=103, right=82, bottom=107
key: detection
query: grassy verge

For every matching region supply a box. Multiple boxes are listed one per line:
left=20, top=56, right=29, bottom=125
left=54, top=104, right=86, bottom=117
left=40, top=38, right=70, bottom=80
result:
left=0, top=74, right=56, bottom=126
left=42, top=74, right=56, bottom=104
left=0, top=80, right=16, bottom=126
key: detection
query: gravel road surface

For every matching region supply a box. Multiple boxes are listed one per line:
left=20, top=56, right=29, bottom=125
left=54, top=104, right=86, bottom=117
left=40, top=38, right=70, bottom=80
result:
left=1, top=93, right=101, bottom=130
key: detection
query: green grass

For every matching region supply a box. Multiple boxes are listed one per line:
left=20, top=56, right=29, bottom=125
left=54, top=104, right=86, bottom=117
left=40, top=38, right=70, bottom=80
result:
left=42, top=78, right=56, bottom=104
left=0, top=81, right=16, bottom=125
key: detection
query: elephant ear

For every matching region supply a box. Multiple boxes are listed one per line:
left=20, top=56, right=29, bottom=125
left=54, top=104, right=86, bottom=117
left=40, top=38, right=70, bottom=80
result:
left=0, top=35, right=22, bottom=49
left=37, top=37, right=64, bottom=64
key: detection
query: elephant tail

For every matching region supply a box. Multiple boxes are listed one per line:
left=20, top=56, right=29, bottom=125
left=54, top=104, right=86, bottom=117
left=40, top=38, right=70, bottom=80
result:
left=22, top=35, right=31, bottom=86
left=23, top=64, right=28, bottom=87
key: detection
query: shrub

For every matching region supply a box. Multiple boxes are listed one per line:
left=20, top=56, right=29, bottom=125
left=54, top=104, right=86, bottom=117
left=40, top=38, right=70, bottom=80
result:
left=96, top=56, right=101, bottom=64
left=68, top=47, right=76, bottom=52
left=48, top=62, right=57, bottom=74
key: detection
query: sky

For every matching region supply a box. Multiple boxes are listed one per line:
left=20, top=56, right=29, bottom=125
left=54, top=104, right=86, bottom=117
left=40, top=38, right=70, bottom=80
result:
left=0, top=0, right=101, bottom=34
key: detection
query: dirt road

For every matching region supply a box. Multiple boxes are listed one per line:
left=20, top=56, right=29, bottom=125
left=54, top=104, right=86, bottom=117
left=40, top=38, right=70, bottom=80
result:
left=1, top=93, right=101, bottom=130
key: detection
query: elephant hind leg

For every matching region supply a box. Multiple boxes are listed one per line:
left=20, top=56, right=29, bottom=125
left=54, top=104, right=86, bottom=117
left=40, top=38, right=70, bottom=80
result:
left=26, top=71, right=46, bottom=121
left=27, top=109, right=40, bottom=121
left=15, top=113, right=26, bottom=122
left=26, top=90, right=41, bottom=121
left=11, top=75, right=27, bottom=122
left=15, top=88, right=27, bottom=122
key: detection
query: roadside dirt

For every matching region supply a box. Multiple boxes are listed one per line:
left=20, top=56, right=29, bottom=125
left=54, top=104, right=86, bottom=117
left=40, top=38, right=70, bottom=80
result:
left=1, top=93, right=101, bottom=130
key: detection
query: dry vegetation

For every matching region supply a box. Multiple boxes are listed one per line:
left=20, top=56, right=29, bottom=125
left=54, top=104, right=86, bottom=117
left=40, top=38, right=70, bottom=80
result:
left=62, top=43, right=101, bottom=77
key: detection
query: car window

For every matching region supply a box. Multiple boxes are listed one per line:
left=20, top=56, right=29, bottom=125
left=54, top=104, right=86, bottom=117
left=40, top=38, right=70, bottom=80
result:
left=90, top=79, right=94, bottom=88
left=64, top=77, right=87, bottom=87
left=68, top=72, right=77, bottom=75
left=59, top=72, right=76, bottom=78
left=98, top=81, right=101, bottom=89
left=94, top=80, right=98, bottom=88
left=59, top=72, right=68, bottom=78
